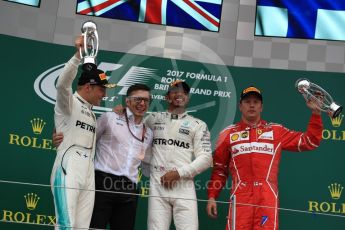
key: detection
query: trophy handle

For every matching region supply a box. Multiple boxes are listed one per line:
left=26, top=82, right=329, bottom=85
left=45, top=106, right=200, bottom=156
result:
left=93, top=30, right=99, bottom=57
left=79, top=37, right=84, bottom=60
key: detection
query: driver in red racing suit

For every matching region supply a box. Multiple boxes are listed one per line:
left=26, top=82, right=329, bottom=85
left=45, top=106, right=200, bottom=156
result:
left=207, top=86, right=323, bottom=230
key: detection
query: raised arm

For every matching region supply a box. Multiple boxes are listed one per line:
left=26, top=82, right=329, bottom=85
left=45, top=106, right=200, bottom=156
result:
left=54, top=36, right=83, bottom=116
left=281, top=97, right=323, bottom=151
left=281, top=113, right=323, bottom=151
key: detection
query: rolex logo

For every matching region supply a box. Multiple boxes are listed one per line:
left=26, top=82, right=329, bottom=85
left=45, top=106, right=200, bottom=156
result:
left=328, top=183, right=343, bottom=200
left=30, top=118, right=46, bottom=135
left=24, top=193, right=40, bottom=210
left=330, top=114, right=343, bottom=128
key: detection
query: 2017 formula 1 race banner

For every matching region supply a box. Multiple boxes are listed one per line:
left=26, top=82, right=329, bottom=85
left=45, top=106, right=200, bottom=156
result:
left=0, top=34, right=344, bottom=229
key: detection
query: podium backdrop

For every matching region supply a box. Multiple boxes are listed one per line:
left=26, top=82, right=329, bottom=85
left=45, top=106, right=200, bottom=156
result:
left=1, top=34, right=344, bottom=230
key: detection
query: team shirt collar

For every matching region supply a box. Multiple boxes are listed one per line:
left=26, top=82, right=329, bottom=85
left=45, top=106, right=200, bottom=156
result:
left=74, top=92, right=93, bottom=109
left=126, top=107, right=144, bottom=126
left=239, top=119, right=267, bottom=130
left=167, top=111, right=188, bottom=119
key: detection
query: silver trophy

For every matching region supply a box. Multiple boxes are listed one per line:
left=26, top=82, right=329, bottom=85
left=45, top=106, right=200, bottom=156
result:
left=80, top=21, right=99, bottom=72
left=295, top=78, right=343, bottom=118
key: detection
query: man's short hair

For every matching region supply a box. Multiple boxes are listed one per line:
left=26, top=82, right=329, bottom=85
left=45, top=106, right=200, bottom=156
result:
left=126, top=84, right=151, bottom=96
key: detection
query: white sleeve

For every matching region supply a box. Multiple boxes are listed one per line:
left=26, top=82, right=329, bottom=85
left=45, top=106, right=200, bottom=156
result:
left=177, top=121, right=212, bottom=178
left=54, top=55, right=81, bottom=116
left=96, top=112, right=109, bottom=140
left=143, top=112, right=157, bottom=129
left=141, top=129, right=153, bottom=177
left=142, top=139, right=153, bottom=164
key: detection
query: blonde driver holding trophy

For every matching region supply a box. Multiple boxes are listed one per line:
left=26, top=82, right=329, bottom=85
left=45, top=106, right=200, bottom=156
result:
left=51, top=22, right=115, bottom=229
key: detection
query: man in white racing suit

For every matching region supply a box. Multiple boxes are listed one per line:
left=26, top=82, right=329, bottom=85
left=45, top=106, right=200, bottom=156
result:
left=146, top=80, right=212, bottom=230
left=50, top=35, right=115, bottom=229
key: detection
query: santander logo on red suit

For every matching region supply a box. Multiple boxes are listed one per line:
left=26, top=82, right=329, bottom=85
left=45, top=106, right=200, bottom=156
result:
left=231, top=142, right=274, bottom=157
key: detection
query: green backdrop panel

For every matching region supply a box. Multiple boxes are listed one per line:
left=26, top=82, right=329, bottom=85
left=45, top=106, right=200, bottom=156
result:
left=1, top=34, right=344, bottom=230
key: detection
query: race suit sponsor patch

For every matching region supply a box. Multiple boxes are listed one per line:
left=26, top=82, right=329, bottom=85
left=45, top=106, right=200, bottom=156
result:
left=258, top=130, right=273, bottom=140
left=153, top=138, right=190, bottom=149
left=154, top=126, right=165, bottom=131
left=261, top=216, right=268, bottom=226
left=231, top=142, right=274, bottom=157
left=230, top=131, right=249, bottom=143
left=76, top=120, right=95, bottom=133
left=179, top=128, right=190, bottom=135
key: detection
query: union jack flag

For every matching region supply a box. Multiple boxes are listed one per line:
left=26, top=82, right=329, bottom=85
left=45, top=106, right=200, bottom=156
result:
left=76, top=0, right=223, bottom=32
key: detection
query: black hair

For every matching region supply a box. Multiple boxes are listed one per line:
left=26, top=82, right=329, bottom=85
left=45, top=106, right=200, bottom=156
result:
left=166, top=81, right=190, bottom=95
left=126, top=84, right=151, bottom=96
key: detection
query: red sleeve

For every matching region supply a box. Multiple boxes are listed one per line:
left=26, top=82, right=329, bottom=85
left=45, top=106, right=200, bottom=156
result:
left=207, top=128, right=231, bottom=199
left=281, top=114, right=323, bottom=151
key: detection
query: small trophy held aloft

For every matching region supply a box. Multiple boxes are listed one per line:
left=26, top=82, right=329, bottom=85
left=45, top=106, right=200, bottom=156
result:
left=80, top=21, right=99, bottom=72
left=295, top=78, right=343, bottom=118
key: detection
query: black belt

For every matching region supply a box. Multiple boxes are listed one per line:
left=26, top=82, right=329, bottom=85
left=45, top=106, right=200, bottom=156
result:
left=95, top=170, right=133, bottom=182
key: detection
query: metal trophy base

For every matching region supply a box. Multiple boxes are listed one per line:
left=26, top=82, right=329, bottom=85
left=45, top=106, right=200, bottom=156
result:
left=330, top=102, right=343, bottom=118
left=82, top=62, right=97, bottom=73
